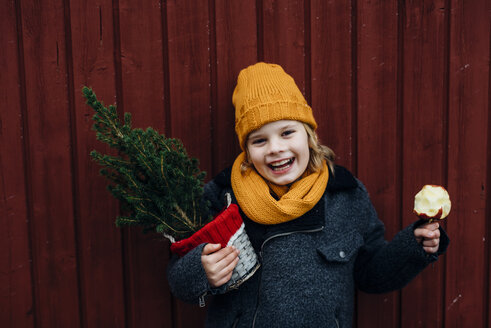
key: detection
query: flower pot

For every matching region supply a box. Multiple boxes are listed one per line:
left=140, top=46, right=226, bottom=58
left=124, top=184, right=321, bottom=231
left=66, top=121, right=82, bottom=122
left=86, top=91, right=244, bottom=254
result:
left=170, top=203, right=260, bottom=289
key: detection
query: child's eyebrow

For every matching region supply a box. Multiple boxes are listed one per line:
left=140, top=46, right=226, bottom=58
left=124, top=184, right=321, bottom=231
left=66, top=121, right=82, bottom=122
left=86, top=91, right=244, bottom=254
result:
left=282, top=124, right=296, bottom=129
left=280, top=124, right=298, bottom=130
left=248, top=131, right=264, bottom=139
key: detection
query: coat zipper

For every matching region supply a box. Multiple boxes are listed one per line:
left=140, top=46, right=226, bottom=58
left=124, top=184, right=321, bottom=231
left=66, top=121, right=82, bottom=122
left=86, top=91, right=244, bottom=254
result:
left=251, top=226, right=324, bottom=327
left=199, top=293, right=206, bottom=308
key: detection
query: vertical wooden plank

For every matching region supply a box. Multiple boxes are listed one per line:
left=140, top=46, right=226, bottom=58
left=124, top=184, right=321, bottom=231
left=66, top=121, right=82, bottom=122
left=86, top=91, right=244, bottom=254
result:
left=214, top=0, right=258, bottom=174
left=399, top=1, right=447, bottom=327
left=69, top=0, right=126, bottom=326
left=488, top=28, right=491, bottom=328
left=118, top=0, right=167, bottom=127
left=166, top=0, right=213, bottom=326
left=116, top=0, right=173, bottom=327
left=19, top=0, right=81, bottom=325
left=262, top=0, right=307, bottom=93
left=167, top=0, right=213, bottom=174
left=310, top=0, right=354, bottom=168
left=446, top=0, right=490, bottom=326
left=0, top=0, right=34, bottom=326
left=355, top=0, right=400, bottom=327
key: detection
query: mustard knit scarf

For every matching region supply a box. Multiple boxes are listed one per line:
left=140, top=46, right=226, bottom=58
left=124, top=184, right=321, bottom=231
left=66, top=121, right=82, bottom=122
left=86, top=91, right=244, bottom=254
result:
left=231, top=152, right=329, bottom=225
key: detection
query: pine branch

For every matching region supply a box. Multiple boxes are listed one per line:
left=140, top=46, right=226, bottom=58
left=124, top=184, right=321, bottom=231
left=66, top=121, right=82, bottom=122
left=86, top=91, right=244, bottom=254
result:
left=83, top=86, right=211, bottom=240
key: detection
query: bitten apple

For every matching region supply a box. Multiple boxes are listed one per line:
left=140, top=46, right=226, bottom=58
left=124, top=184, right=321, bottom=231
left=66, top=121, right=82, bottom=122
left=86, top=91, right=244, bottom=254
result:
left=414, top=185, right=451, bottom=221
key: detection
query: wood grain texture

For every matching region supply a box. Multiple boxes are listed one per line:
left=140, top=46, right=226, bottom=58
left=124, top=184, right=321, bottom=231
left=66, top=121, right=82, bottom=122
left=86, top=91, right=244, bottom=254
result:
left=69, top=0, right=126, bottom=326
left=310, top=0, right=354, bottom=169
left=355, top=0, right=400, bottom=327
left=18, top=0, right=81, bottom=326
left=445, top=0, right=490, bottom=327
left=262, top=0, right=307, bottom=94
left=166, top=0, right=213, bottom=175
left=0, top=0, right=34, bottom=326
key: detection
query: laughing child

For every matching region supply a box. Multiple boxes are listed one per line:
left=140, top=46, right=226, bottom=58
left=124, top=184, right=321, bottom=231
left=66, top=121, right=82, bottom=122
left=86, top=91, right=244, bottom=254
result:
left=167, top=62, right=449, bottom=328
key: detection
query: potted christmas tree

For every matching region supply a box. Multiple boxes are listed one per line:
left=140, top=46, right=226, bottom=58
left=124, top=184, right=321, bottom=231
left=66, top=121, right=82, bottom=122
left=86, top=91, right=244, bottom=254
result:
left=83, top=87, right=259, bottom=289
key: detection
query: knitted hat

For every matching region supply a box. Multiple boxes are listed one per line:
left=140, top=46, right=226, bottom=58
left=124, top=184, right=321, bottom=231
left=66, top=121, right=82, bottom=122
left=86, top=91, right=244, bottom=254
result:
left=233, top=62, right=317, bottom=150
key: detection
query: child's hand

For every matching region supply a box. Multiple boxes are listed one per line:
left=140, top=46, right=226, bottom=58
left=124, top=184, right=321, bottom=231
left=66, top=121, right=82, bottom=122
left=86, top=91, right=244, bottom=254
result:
left=414, top=222, right=441, bottom=254
left=201, top=244, right=240, bottom=288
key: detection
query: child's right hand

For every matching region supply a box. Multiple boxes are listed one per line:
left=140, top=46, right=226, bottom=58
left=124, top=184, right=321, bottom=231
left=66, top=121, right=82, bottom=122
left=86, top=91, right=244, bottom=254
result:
left=201, top=243, right=239, bottom=288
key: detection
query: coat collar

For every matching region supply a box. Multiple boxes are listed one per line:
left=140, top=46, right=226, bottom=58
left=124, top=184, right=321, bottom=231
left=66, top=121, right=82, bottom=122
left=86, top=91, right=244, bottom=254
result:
left=325, top=165, right=358, bottom=192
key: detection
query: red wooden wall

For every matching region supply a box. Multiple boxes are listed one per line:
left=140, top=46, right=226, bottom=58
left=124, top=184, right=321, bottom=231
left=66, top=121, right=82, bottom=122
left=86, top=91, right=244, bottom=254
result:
left=1, top=0, right=490, bottom=327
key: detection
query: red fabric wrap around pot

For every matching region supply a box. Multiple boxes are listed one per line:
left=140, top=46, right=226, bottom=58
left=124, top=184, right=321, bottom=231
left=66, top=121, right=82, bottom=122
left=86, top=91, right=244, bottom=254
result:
left=170, top=204, right=243, bottom=257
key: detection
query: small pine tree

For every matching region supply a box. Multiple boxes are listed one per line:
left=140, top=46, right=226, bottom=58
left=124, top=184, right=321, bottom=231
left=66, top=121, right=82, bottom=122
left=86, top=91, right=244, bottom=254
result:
left=83, top=86, right=211, bottom=241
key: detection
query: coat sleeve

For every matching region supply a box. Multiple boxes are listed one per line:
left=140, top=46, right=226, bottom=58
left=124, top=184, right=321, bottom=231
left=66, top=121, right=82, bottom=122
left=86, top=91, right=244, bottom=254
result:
left=166, top=179, right=229, bottom=303
left=353, top=183, right=449, bottom=294
left=166, top=244, right=209, bottom=303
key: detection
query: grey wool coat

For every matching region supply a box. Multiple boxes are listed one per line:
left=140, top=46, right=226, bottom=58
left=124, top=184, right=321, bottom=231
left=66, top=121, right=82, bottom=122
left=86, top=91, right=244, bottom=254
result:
left=167, top=166, right=449, bottom=328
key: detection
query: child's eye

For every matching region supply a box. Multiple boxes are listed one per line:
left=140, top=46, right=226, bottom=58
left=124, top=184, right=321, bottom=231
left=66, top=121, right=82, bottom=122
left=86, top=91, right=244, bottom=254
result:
left=282, top=130, right=295, bottom=137
left=251, top=138, right=266, bottom=145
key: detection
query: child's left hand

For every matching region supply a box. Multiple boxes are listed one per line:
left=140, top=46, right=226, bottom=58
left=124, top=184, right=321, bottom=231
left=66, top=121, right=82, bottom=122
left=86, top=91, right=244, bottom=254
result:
left=414, top=222, right=441, bottom=254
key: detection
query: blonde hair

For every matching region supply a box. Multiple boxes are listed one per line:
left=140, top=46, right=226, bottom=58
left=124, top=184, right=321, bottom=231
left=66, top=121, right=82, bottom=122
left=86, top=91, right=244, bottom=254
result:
left=241, top=123, right=335, bottom=174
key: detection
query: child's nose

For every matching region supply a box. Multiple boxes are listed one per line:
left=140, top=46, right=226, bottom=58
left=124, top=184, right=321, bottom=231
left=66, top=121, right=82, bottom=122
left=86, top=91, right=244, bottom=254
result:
left=267, top=137, right=286, bottom=154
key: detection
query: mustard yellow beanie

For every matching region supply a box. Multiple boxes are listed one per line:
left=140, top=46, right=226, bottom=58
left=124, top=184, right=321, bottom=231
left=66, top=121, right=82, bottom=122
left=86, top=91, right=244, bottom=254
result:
left=233, top=62, right=317, bottom=150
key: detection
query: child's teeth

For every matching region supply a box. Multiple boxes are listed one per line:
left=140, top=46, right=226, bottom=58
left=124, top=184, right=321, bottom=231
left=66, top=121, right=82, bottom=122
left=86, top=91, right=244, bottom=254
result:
left=270, top=159, right=294, bottom=171
left=272, top=159, right=290, bottom=167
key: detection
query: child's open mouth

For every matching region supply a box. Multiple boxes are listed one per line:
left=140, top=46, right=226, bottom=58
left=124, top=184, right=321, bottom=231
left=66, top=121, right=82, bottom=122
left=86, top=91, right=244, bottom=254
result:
left=268, top=158, right=295, bottom=172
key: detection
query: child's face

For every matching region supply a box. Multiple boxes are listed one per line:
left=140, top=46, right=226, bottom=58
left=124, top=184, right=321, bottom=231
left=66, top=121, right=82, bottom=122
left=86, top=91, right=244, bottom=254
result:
left=246, top=120, right=310, bottom=185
